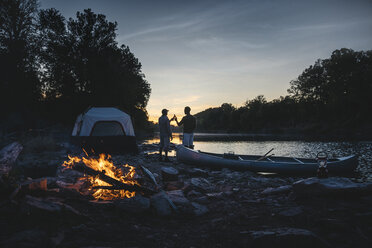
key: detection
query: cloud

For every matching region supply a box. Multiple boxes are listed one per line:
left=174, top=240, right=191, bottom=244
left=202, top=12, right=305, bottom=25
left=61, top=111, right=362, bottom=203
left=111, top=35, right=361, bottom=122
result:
left=118, top=19, right=200, bottom=40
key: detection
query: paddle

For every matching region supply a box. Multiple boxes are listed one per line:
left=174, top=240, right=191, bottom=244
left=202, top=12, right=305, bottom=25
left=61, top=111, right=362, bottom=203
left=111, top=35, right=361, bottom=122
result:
left=256, top=148, right=274, bottom=161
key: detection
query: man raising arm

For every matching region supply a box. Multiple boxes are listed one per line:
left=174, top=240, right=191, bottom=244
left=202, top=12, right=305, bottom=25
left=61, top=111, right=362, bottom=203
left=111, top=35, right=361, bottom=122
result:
left=175, top=106, right=196, bottom=149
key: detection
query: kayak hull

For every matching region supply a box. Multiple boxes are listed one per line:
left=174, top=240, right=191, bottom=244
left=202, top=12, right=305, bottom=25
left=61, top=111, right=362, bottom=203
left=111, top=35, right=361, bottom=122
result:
left=176, top=145, right=358, bottom=175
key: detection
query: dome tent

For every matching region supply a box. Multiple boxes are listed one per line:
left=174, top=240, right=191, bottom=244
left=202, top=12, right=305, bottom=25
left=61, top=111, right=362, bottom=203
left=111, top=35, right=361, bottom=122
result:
left=72, top=107, right=138, bottom=154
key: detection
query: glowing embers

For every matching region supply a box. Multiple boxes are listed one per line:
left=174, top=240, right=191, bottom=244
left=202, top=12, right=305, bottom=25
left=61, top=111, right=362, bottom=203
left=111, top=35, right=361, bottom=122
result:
left=62, top=153, right=139, bottom=200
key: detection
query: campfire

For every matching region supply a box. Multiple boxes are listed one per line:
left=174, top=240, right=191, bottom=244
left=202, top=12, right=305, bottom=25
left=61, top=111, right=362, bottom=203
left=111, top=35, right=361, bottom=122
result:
left=62, top=153, right=140, bottom=200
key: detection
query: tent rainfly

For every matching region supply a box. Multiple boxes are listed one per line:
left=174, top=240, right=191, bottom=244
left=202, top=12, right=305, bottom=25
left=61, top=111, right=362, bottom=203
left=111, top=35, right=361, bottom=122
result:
left=72, top=107, right=138, bottom=154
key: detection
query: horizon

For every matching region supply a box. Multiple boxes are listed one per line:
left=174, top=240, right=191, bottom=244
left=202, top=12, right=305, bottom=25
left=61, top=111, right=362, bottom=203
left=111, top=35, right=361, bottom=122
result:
left=39, top=0, right=372, bottom=123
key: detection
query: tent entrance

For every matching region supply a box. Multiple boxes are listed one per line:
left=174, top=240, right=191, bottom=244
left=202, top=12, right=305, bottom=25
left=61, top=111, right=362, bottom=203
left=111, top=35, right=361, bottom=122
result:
left=90, top=121, right=125, bottom=136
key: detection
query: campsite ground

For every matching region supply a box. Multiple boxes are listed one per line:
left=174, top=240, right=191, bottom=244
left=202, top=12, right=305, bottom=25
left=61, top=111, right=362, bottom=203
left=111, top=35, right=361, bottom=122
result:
left=0, top=135, right=372, bottom=248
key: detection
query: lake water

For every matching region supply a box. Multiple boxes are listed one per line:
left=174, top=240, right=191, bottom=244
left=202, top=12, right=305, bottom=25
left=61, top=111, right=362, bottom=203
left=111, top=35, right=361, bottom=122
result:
left=144, top=133, right=372, bottom=182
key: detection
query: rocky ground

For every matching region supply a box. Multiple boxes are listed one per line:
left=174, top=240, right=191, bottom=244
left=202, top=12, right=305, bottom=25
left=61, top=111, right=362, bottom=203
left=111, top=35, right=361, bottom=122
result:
left=0, top=141, right=372, bottom=248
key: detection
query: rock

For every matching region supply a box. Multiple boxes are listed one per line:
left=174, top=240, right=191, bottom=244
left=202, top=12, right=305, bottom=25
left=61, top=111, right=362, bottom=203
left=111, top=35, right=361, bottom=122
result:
left=262, top=185, right=292, bottom=195
left=115, top=194, right=150, bottom=213
left=206, top=192, right=224, bottom=199
left=293, top=177, right=372, bottom=197
left=193, top=196, right=209, bottom=204
left=278, top=206, right=304, bottom=217
left=50, top=231, right=65, bottom=247
left=181, top=182, right=192, bottom=193
left=25, top=195, right=63, bottom=213
left=220, top=185, right=234, bottom=195
left=161, top=167, right=179, bottom=181
left=191, top=202, right=209, bottom=216
left=89, top=200, right=115, bottom=210
left=0, top=142, right=23, bottom=175
left=166, top=190, right=190, bottom=205
left=191, top=178, right=212, bottom=192
left=16, top=159, right=58, bottom=178
left=1, top=229, right=48, bottom=248
left=246, top=228, right=330, bottom=248
left=165, top=181, right=184, bottom=191
left=187, top=190, right=203, bottom=198
left=24, top=195, right=83, bottom=217
left=221, top=168, right=231, bottom=174
left=225, top=171, right=242, bottom=179
left=150, top=191, right=176, bottom=216
left=141, top=165, right=158, bottom=187
left=189, top=168, right=209, bottom=177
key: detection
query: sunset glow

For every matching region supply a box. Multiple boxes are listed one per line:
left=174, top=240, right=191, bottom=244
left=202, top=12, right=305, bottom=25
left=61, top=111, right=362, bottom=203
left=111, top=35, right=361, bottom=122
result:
left=40, top=0, right=372, bottom=119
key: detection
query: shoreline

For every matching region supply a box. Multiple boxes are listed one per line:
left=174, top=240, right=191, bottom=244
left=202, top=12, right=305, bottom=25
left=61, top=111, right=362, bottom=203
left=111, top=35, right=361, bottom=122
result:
left=147, top=132, right=372, bottom=142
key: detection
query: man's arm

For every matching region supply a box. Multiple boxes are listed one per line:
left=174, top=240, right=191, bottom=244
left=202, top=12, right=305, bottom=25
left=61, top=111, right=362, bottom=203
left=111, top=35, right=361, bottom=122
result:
left=176, top=117, right=184, bottom=127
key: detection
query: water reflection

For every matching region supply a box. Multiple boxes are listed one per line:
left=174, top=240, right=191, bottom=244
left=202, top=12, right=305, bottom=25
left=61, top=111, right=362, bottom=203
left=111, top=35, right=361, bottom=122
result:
left=144, top=133, right=372, bottom=182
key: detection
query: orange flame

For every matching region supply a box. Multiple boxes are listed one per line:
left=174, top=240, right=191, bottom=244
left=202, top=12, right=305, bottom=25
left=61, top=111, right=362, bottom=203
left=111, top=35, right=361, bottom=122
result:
left=62, top=153, right=138, bottom=200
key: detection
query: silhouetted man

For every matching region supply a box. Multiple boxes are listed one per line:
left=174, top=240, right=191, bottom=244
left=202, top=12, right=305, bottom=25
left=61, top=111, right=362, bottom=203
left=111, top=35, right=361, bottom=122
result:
left=158, top=109, right=173, bottom=161
left=175, top=106, right=196, bottom=149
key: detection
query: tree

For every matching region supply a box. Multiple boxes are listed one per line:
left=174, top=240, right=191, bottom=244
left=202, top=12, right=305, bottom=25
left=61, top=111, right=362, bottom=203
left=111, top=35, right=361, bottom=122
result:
left=38, top=8, right=151, bottom=123
left=0, top=0, right=39, bottom=114
left=288, top=59, right=328, bottom=104
left=37, top=8, right=69, bottom=100
left=288, top=48, right=372, bottom=123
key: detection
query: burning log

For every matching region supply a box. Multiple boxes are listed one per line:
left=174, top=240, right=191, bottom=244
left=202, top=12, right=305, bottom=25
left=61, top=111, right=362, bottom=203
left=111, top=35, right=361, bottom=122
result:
left=71, top=161, right=156, bottom=195
left=62, top=153, right=158, bottom=200
left=92, top=186, right=155, bottom=195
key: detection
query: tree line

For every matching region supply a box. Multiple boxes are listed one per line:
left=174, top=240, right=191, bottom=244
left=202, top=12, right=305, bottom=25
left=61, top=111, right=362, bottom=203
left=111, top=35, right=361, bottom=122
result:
left=195, top=48, right=372, bottom=137
left=0, top=0, right=151, bottom=132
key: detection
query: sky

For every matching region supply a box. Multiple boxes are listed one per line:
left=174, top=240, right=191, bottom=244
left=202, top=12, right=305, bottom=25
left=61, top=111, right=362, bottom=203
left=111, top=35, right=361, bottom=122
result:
left=40, top=0, right=372, bottom=122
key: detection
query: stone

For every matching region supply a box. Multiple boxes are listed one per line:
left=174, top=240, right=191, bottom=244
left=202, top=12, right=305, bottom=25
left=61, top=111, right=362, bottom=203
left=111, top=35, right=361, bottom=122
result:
left=190, top=178, right=212, bottom=192
left=220, top=185, right=234, bottom=195
left=115, top=194, right=150, bottom=213
left=278, top=206, right=304, bottom=217
left=166, top=190, right=190, bottom=205
left=25, top=195, right=62, bottom=213
left=150, top=191, right=176, bottom=216
left=189, top=168, right=209, bottom=177
left=165, top=181, right=184, bottom=191
left=16, top=159, right=58, bottom=178
left=0, top=142, right=23, bottom=175
left=161, top=167, right=179, bottom=181
left=247, top=228, right=330, bottom=248
left=191, top=202, right=209, bottom=216
left=206, top=192, right=224, bottom=199
left=141, top=165, right=158, bottom=187
left=89, top=200, right=115, bottom=210
left=293, top=177, right=372, bottom=197
left=1, top=229, right=48, bottom=248
left=193, top=196, right=209, bottom=204
left=187, top=190, right=203, bottom=198
left=24, top=195, right=83, bottom=217
left=221, top=168, right=231, bottom=174
left=262, top=185, right=292, bottom=195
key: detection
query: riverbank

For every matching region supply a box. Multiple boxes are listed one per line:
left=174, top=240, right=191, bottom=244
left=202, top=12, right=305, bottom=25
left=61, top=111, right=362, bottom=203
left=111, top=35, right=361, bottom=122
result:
left=167, top=129, right=372, bottom=142
left=0, top=140, right=371, bottom=247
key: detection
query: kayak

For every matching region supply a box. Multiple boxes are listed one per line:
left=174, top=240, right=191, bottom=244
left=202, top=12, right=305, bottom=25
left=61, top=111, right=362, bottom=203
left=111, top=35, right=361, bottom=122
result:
left=176, top=145, right=358, bottom=175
